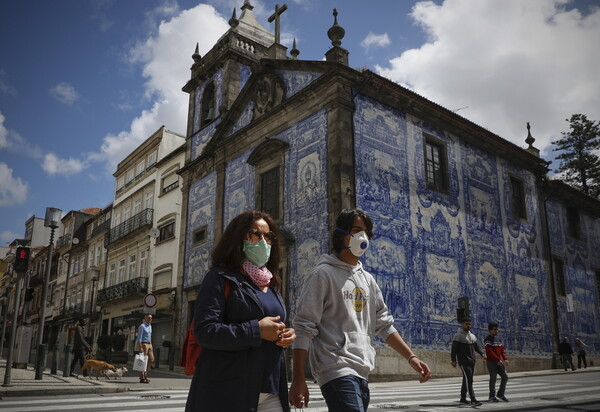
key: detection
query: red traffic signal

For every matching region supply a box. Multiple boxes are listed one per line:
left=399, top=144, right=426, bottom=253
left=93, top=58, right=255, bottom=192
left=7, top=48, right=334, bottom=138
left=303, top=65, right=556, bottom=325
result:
left=14, top=246, right=31, bottom=273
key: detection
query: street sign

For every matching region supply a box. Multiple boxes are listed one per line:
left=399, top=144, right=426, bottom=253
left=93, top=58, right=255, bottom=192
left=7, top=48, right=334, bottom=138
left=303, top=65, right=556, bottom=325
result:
left=143, top=293, right=157, bottom=308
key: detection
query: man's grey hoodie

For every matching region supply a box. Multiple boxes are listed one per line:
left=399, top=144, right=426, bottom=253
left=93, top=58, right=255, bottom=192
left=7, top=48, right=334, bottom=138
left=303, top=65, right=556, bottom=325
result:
left=292, top=254, right=397, bottom=386
left=451, top=328, right=483, bottom=366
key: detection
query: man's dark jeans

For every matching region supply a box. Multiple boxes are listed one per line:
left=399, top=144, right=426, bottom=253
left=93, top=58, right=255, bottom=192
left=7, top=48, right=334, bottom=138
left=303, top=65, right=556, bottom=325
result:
left=320, top=375, right=370, bottom=412
left=486, top=361, right=508, bottom=397
left=459, top=362, right=477, bottom=401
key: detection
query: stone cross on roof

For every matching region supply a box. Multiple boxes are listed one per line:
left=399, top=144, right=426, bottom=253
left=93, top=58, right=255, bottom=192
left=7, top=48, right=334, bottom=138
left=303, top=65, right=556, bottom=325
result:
left=268, top=4, right=288, bottom=44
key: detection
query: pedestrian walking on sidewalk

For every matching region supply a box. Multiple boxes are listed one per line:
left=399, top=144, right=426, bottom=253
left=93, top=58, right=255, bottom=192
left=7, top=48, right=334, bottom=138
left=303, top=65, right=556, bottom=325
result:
left=575, top=338, right=587, bottom=369
left=451, top=317, right=486, bottom=406
left=135, top=314, right=154, bottom=383
left=558, top=337, right=576, bottom=371
left=70, top=319, right=92, bottom=376
left=289, top=209, right=431, bottom=412
left=485, top=322, right=509, bottom=402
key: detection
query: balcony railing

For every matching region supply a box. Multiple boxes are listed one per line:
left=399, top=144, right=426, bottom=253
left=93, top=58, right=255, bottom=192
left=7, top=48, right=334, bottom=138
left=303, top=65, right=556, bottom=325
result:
left=57, top=233, right=72, bottom=247
left=105, top=208, right=153, bottom=246
left=97, top=277, right=148, bottom=303
left=91, top=219, right=111, bottom=238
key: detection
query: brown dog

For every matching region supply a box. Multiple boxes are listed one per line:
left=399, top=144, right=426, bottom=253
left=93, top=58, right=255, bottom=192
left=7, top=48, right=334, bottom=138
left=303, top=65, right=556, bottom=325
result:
left=76, top=359, right=117, bottom=380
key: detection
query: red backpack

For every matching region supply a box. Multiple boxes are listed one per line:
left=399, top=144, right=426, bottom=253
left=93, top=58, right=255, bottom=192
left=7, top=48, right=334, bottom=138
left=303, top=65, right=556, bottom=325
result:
left=181, top=279, right=231, bottom=376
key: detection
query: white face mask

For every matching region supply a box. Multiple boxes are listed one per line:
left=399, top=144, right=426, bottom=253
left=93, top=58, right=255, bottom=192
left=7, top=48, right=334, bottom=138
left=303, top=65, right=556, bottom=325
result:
left=336, top=227, right=370, bottom=257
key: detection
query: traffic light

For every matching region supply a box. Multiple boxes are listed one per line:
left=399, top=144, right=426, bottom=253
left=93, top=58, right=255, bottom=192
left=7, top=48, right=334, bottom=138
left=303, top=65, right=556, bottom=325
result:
left=14, top=246, right=31, bottom=273
left=25, top=288, right=34, bottom=301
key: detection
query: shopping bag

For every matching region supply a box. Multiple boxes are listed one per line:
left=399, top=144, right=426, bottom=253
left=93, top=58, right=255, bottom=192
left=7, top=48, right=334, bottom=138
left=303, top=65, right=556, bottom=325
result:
left=133, top=353, right=148, bottom=372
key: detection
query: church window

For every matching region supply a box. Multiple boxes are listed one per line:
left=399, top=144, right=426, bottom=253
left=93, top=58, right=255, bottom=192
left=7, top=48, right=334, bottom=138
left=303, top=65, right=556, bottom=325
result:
left=201, top=82, right=216, bottom=127
left=424, top=136, right=449, bottom=192
left=260, top=167, right=280, bottom=219
left=193, top=226, right=208, bottom=247
left=566, top=206, right=580, bottom=239
left=247, top=139, right=288, bottom=222
left=509, top=176, right=527, bottom=221
left=553, top=256, right=566, bottom=297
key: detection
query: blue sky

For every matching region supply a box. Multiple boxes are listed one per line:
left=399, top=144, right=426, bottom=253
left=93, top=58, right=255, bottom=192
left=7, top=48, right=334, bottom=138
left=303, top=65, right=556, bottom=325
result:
left=1, top=0, right=599, bottom=244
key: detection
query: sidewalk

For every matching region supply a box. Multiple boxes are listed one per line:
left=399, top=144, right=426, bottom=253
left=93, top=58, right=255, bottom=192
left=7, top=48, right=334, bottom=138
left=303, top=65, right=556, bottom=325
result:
left=1, top=357, right=597, bottom=398
left=0, top=358, right=191, bottom=397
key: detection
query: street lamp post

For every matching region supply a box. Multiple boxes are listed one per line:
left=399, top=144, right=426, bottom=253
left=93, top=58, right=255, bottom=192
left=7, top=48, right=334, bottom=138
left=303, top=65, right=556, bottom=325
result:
left=88, top=268, right=99, bottom=337
left=35, top=207, right=61, bottom=380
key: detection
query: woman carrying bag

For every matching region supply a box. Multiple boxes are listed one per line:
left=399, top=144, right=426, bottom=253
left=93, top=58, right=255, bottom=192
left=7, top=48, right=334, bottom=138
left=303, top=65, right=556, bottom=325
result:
left=185, top=210, right=295, bottom=412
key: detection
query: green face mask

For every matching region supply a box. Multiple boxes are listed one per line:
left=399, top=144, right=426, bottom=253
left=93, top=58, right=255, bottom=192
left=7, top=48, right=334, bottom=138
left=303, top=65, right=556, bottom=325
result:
left=243, top=239, right=271, bottom=267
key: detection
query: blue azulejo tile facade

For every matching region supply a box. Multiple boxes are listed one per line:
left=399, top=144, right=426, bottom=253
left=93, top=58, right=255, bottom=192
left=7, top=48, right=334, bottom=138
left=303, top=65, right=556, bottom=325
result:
left=179, top=9, right=599, bottom=373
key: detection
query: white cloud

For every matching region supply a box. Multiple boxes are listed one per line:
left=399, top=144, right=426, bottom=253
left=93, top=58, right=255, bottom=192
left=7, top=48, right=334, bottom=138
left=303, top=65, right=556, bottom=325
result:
left=375, top=0, right=600, bottom=159
left=49, top=82, right=80, bottom=105
left=0, top=230, right=20, bottom=244
left=361, top=32, right=391, bottom=51
left=0, top=111, right=7, bottom=148
left=0, top=70, right=17, bottom=96
left=42, top=153, right=87, bottom=176
left=0, top=162, right=28, bottom=206
left=97, top=4, right=229, bottom=172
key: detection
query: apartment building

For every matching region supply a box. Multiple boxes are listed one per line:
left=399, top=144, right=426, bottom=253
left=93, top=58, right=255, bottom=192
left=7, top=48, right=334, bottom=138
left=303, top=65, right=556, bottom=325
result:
left=98, top=126, right=184, bottom=354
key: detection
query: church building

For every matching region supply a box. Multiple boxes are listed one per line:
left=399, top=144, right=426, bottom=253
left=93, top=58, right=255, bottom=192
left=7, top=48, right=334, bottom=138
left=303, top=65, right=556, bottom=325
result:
left=178, top=1, right=599, bottom=377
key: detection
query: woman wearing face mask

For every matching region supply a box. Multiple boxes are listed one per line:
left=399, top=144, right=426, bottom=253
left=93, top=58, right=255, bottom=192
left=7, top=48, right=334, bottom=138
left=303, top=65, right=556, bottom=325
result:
left=185, top=210, right=295, bottom=412
left=289, top=209, right=431, bottom=412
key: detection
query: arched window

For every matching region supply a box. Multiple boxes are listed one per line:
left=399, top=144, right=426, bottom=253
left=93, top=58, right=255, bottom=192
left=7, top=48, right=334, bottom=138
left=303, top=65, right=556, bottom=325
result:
left=200, top=82, right=216, bottom=127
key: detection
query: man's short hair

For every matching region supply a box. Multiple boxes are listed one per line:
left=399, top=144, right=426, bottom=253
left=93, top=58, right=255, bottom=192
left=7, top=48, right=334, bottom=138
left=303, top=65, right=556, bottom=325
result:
left=488, top=322, right=498, bottom=331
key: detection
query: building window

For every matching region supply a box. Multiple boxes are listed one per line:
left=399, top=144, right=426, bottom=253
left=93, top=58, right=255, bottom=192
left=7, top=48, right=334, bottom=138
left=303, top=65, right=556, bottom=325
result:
left=135, top=161, right=145, bottom=179
left=553, top=256, right=566, bottom=297
left=108, top=263, right=116, bottom=286
left=140, top=250, right=148, bottom=277
left=158, top=221, right=175, bottom=243
left=128, top=254, right=137, bottom=280
left=161, top=172, right=179, bottom=194
left=201, top=82, right=216, bottom=127
left=424, top=136, right=449, bottom=192
left=95, top=246, right=101, bottom=266
left=126, top=169, right=134, bottom=185
left=134, top=198, right=142, bottom=214
left=566, top=206, right=580, bottom=239
left=118, top=259, right=125, bottom=284
left=260, top=167, right=280, bottom=219
left=147, top=151, right=157, bottom=170
left=510, top=176, right=527, bottom=220
left=145, top=191, right=154, bottom=210
left=193, top=226, right=207, bottom=247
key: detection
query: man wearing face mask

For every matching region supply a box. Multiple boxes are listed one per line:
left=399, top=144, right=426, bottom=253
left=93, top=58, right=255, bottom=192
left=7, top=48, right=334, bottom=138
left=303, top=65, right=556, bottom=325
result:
left=289, top=209, right=431, bottom=412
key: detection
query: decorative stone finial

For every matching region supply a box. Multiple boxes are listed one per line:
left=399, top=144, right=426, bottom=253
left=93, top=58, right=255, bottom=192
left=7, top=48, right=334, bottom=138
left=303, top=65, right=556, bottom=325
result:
left=290, top=38, right=300, bottom=59
left=192, top=43, right=201, bottom=63
left=327, top=8, right=345, bottom=47
left=525, top=122, right=540, bottom=157
left=241, top=0, right=253, bottom=11
left=229, top=8, right=239, bottom=28
left=525, top=122, right=535, bottom=147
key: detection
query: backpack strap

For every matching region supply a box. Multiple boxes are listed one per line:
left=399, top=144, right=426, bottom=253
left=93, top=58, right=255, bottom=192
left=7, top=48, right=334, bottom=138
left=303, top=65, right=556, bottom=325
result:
left=224, top=278, right=231, bottom=300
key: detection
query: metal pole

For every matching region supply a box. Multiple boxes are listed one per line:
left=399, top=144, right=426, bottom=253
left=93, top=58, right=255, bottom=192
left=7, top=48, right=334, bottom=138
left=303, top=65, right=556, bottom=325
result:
left=2, top=276, right=23, bottom=386
left=0, top=301, right=8, bottom=358
left=35, top=227, right=55, bottom=380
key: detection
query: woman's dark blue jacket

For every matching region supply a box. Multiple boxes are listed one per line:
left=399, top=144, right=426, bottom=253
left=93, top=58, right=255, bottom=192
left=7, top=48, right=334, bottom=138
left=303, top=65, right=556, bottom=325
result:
left=185, top=268, right=290, bottom=412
